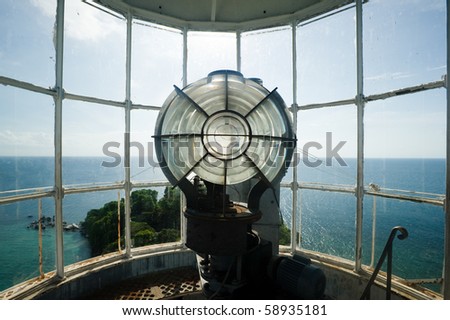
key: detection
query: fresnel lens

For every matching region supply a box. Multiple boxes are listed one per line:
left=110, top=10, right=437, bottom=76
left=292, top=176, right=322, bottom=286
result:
left=155, top=70, right=324, bottom=299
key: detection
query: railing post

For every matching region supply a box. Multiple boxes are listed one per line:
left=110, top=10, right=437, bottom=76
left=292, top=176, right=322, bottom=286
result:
left=360, top=226, right=408, bottom=300
left=369, top=183, right=380, bottom=267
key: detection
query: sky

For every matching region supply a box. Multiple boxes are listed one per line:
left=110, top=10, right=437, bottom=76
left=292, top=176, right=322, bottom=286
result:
left=0, top=0, right=447, bottom=159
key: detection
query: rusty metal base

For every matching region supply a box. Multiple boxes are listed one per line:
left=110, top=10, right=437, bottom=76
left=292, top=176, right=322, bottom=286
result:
left=84, top=267, right=202, bottom=300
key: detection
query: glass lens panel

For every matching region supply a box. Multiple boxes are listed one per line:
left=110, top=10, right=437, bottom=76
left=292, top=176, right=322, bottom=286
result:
left=156, top=71, right=294, bottom=185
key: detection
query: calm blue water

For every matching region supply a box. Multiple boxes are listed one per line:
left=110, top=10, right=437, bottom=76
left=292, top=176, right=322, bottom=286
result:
left=0, top=157, right=446, bottom=292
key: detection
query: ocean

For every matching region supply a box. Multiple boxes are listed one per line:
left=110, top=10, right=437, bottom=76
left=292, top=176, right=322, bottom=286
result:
left=0, top=157, right=446, bottom=293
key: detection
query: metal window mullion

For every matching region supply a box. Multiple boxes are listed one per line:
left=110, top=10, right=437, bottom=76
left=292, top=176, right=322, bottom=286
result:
left=180, top=26, right=188, bottom=245
left=54, top=0, right=65, bottom=279
left=291, top=22, right=299, bottom=253
left=236, top=30, right=242, bottom=72
left=183, top=27, right=188, bottom=87
left=365, top=79, right=446, bottom=102
left=124, top=12, right=132, bottom=257
left=443, top=0, right=450, bottom=299
left=0, top=191, right=55, bottom=205
left=298, top=98, right=356, bottom=111
left=64, top=91, right=125, bottom=108
left=355, top=0, right=364, bottom=273
left=0, top=76, right=56, bottom=96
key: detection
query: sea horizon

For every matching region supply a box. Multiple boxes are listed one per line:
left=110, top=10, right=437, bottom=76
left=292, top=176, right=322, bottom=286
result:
left=0, top=157, right=446, bottom=292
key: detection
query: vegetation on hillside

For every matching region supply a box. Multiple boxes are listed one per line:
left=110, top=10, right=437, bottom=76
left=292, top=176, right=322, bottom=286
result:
left=81, top=187, right=180, bottom=256
left=81, top=186, right=292, bottom=255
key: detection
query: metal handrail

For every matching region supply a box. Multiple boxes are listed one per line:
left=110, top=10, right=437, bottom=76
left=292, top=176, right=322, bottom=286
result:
left=360, top=226, right=409, bottom=300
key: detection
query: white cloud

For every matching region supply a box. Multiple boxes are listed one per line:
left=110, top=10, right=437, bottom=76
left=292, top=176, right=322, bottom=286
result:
left=30, top=0, right=125, bottom=42
left=0, top=130, right=52, bottom=146
left=0, top=130, right=53, bottom=156
left=365, top=71, right=414, bottom=82
left=30, top=0, right=55, bottom=17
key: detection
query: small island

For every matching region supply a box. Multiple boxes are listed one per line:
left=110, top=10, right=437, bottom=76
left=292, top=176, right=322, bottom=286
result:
left=27, top=215, right=80, bottom=231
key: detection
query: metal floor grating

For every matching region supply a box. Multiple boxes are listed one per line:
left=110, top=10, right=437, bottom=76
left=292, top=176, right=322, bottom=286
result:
left=85, top=267, right=202, bottom=300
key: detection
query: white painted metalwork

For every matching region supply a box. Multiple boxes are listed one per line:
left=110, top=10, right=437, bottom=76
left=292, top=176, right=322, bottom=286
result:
left=54, top=0, right=65, bottom=280
left=444, top=0, right=450, bottom=299
left=355, top=0, right=365, bottom=273
left=125, top=12, right=133, bottom=257
left=0, top=189, right=55, bottom=205
left=365, top=79, right=446, bottom=102
left=236, top=31, right=242, bottom=73
left=183, top=27, right=188, bottom=87
left=38, top=198, right=44, bottom=279
left=93, top=0, right=354, bottom=32
left=0, top=0, right=448, bottom=300
left=0, top=76, right=55, bottom=97
left=291, top=21, right=299, bottom=253
left=298, top=98, right=356, bottom=111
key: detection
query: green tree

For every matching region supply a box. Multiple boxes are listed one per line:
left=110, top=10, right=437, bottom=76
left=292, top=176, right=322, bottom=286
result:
left=82, top=188, right=181, bottom=255
left=157, top=187, right=180, bottom=230
left=82, top=200, right=124, bottom=256
left=279, top=223, right=291, bottom=246
left=134, top=228, right=157, bottom=247
left=131, top=189, right=158, bottom=216
left=157, top=228, right=180, bottom=243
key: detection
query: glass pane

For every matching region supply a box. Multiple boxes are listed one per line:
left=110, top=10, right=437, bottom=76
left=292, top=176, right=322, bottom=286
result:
left=299, top=190, right=356, bottom=260
left=297, top=105, right=356, bottom=185
left=363, top=197, right=444, bottom=292
left=297, top=8, right=356, bottom=105
left=0, top=87, right=54, bottom=193
left=130, top=187, right=181, bottom=249
left=0, top=87, right=54, bottom=159
left=241, top=27, right=292, bottom=105
left=187, top=32, right=236, bottom=83
left=0, top=198, right=55, bottom=291
left=72, top=191, right=125, bottom=257
left=131, top=21, right=183, bottom=106
left=279, top=187, right=294, bottom=246
left=364, top=88, right=445, bottom=292
left=364, top=0, right=446, bottom=94
left=62, top=100, right=124, bottom=185
left=0, top=0, right=56, bottom=87
left=130, top=109, right=165, bottom=182
left=365, top=90, right=446, bottom=187
left=64, top=1, right=126, bottom=100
